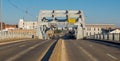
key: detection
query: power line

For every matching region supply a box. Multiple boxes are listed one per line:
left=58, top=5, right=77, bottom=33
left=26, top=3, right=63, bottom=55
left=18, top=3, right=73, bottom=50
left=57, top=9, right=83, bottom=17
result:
left=7, top=0, right=35, bottom=18
left=8, top=0, right=24, bottom=13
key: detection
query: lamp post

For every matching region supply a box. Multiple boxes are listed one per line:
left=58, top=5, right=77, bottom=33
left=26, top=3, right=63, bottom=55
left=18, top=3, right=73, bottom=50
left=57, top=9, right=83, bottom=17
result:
left=0, top=0, right=2, bottom=31
left=0, top=0, right=2, bottom=40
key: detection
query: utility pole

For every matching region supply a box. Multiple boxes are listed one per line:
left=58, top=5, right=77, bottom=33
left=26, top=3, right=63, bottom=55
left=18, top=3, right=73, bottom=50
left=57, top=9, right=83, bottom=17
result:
left=0, top=0, right=2, bottom=31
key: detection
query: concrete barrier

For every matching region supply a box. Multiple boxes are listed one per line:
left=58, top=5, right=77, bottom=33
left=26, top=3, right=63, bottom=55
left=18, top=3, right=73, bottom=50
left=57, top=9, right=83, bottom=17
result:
left=114, top=33, right=119, bottom=41
left=86, top=33, right=120, bottom=45
left=49, top=39, right=62, bottom=61
left=49, top=39, right=67, bottom=61
left=0, top=32, right=33, bottom=41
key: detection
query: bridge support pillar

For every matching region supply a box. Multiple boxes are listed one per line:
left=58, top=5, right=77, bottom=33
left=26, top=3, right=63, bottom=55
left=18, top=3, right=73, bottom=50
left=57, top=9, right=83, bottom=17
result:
left=76, top=27, right=83, bottom=39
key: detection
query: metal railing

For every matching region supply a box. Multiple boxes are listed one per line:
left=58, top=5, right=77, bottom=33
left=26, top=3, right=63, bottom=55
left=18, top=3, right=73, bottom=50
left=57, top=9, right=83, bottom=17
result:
left=0, top=31, right=33, bottom=41
left=87, top=33, right=120, bottom=42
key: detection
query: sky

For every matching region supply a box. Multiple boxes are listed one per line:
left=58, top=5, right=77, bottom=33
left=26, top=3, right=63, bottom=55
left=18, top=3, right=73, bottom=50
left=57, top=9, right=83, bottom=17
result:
left=1, top=0, right=120, bottom=27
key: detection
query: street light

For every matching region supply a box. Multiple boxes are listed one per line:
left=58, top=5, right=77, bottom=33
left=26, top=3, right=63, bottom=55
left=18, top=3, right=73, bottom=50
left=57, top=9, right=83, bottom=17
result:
left=0, top=0, right=2, bottom=31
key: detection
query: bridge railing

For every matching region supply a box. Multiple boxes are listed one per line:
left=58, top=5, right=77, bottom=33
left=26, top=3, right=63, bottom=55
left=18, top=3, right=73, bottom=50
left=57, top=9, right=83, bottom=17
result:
left=87, top=33, right=120, bottom=42
left=0, top=31, right=33, bottom=41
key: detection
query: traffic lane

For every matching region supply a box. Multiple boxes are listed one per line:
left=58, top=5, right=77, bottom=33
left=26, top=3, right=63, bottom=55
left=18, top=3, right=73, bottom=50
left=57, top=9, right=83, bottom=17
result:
left=76, top=40, right=120, bottom=61
left=0, top=39, right=45, bottom=61
left=0, top=39, right=47, bottom=61
left=0, top=39, right=33, bottom=46
left=13, top=40, right=55, bottom=61
left=0, top=39, right=43, bottom=50
left=64, top=40, right=93, bottom=61
left=78, top=40, right=120, bottom=60
left=86, top=40, right=120, bottom=59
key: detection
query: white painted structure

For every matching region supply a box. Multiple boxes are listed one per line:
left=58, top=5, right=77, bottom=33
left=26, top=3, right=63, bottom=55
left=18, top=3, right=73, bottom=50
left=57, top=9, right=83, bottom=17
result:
left=86, top=24, right=115, bottom=36
left=37, top=10, right=86, bottom=39
left=110, top=29, right=120, bottom=33
left=18, top=19, right=37, bottom=29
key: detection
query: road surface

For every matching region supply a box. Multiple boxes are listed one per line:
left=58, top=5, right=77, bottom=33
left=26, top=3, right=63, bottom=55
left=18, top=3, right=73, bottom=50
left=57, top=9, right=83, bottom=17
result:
left=0, top=39, right=55, bottom=61
left=0, top=38, right=120, bottom=61
left=64, top=39, right=120, bottom=61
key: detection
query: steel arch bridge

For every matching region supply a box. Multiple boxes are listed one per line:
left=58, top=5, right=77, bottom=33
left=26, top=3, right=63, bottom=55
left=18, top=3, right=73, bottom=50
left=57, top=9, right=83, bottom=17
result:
left=37, top=10, right=86, bottom=39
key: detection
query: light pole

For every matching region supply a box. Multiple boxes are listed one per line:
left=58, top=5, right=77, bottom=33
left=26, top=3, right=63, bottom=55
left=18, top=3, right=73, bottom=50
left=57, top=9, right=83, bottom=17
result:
left=0, top=0, right=2, bottom=31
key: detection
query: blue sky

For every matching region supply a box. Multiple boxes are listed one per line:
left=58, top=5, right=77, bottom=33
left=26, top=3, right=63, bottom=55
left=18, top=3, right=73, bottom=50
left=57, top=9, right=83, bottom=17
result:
left=2, top=0, right=120, bottom=27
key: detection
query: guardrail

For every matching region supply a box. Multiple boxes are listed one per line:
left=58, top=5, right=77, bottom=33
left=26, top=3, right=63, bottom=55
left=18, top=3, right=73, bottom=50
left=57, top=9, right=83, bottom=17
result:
left=0, top=31, right=33, bottom=41
left=87, top=33, right=120, bottom=42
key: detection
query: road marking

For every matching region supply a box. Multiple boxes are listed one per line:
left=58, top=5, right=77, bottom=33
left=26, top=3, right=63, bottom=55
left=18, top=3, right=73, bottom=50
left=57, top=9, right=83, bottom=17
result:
left=0, top=42, right=28, bottom=50
left=5, top=40, right=48, bottom=61
left=107, top=54, right=117, bottom=60
left=0, top=45, right=14, bottom=50
left=74, top=42, right=98, bottom=61
left=0, top=39, right=30, bottom=45
left=89, top=45, right=93, bottom=47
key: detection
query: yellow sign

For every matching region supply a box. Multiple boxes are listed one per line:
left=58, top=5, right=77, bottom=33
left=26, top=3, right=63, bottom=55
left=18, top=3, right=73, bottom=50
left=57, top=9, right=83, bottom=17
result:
left=68, top=18, right=76, bottom=23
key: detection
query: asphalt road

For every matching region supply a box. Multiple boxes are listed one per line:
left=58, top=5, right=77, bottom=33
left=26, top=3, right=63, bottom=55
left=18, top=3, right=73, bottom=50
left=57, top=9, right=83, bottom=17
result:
left=1, top=38, right=120, bottom=61
left=64, top=39, right=120, bottom=61
left=0, top=39, right=55, bottom=61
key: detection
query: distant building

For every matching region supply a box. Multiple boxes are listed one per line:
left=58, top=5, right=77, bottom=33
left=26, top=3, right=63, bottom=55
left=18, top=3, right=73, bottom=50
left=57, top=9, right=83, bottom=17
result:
left=85, top=24, right=116, bottom=36
left=18, top=19, right=37, bottom=29
left=0, top=22, right=17, bottom=30
left=4, top=24, right=17, bottom=30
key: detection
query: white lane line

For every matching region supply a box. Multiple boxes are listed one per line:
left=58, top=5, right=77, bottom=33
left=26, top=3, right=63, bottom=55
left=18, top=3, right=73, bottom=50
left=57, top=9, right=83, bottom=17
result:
left=5, top=40, right=48, bottom=61
left=89, top=45, right=93, bottom=47
left=0, top=45, right=14, bottom=50
left=0, top=39, right=30, bottom=45
left=0, top=42, right=28, bottom=50
left=107, top=54, right=117, bottom=60
left=74, top=43, right=98, bottom=61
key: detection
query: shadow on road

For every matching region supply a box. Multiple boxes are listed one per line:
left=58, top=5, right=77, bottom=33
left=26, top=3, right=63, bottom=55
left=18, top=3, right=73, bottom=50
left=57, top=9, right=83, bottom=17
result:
left=41, top=40, right=57, bottom=61
left=85, top=39, right=120, bottom=49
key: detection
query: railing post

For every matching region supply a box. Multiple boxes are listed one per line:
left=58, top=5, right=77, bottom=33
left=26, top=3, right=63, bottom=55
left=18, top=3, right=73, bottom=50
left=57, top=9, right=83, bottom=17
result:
left=119, top=33, right=120, bottom=41
left=107, top=33, right=109, bottom=40
left=103, top=34, right=105, bottom=40
left=99, top=34, right=101, bottom=39
left=112, top=33, right=114, bottom=41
